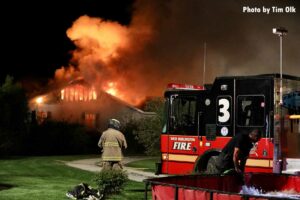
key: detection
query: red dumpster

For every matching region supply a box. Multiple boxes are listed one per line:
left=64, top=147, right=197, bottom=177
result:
left=144, top=173, right=300, bottom=200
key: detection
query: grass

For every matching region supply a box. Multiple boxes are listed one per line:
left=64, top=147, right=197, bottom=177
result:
left=0, top=155, right=150, bottom=200
left=125, top=158, right=159, bottom=173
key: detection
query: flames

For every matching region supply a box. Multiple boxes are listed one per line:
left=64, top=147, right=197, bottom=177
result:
left=104, top=82, right=118, bottom=96
left=44, top=1, right=294, bottom=106
left=60, top=84, right=97, bottom=102
left=54, top=15, right=151, bottom=105
left=35, top=97, right=44, bottom=104
left=66, top=16, right=129, bottom=63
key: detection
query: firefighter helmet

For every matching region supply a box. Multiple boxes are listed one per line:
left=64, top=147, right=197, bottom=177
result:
left=108, top=119, right=121, bottom=130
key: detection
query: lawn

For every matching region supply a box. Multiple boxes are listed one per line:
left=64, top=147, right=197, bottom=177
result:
left=0, top=155, right=150, bottom=200
left=125, top=158, right=159, bottom=173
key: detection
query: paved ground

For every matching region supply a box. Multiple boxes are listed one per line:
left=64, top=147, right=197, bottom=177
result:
left=65, top=157, right=166, bottom=182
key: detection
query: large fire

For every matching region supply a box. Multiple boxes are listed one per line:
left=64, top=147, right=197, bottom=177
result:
left=48, top=1, right=295, bottom=106
left=54, top=15, right=149, bottom=105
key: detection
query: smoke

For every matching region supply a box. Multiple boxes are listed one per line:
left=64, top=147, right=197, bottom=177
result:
left=133, top=0, right=300, bottom=82
left=54, top=0, right=300, bottom=105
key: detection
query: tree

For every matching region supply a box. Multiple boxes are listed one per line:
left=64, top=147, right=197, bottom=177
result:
left=133, top=97, right=165, bottom=155
left=0, top=75, right=29, bottom=155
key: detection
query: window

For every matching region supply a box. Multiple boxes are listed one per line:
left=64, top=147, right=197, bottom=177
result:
left=169, top=95, right=197, bottom=135
left=84, top=113, right=96, bottom=128
left=237, top=95, right=265, bottom=127
left=36, top=111, right=51, bottom=124
left=290, top=118, right=300, bottom=134
left=162, top=99, right=168, bottom=134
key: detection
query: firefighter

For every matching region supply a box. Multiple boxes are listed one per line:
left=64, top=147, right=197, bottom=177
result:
left=215, top=129, right=262, bottom=174
left=98, top=119, right=127, bottom=170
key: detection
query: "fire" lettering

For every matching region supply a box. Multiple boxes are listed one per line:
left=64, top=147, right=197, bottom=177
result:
left=173, top=142, right=192, bottom=150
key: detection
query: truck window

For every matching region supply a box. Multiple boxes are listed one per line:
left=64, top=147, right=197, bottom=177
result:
left=237, top=95, right=265, bottom=127
left=169, top=95, right=197, bottom=135
left=162, top=99, right=168, bottom=134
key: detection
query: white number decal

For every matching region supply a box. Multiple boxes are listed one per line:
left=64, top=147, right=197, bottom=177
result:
left=218, top=98, right=230, bottom=123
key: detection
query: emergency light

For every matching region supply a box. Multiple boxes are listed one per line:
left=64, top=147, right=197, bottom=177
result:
left=167, top=83, right=204, bottom=90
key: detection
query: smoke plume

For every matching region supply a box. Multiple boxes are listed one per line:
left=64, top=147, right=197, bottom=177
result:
left=55, top=0, right=300, bottom=105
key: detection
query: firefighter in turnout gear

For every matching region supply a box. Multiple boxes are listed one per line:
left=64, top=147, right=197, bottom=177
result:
left=98, top=119, right=127, bottom=170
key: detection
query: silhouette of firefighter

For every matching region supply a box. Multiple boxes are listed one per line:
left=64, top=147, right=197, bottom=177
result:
left=98, top=119, right=127, bottom=170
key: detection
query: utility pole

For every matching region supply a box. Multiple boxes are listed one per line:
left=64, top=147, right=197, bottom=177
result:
left=272, top=27, right=288, bottom=174
left=272, top=27, right=288, bottom=105
left=203, top=42, right=206, bottom=86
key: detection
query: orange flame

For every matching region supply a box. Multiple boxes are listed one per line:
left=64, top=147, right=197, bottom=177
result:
left=54, top=14, right=154, bottom=105
left=60, top=84, right=97, bottom=102
left=36, top=97, right=43, bottom=104
left=67, top=15, right=129, bottom=63
left=105, top=82, right=118, bottom=96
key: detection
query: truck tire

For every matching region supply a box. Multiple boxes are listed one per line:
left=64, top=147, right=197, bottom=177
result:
left=205, top=156, right=218, bottom=174
left=193, top=150, right=220, bottom=174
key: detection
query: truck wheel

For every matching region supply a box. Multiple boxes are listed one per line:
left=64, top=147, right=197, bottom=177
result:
left=193, top=151, right=220, bottom=174
left=205, top=156, right=218, bottom=174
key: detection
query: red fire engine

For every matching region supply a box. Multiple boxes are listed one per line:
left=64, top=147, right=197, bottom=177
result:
left=157, top=74, right=300, bottom=175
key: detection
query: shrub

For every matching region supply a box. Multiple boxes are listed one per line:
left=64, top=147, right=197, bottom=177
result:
left=0, top=75, right=29, bottom=155
left=133, top=97, right=164, bottom=156
left=120, top=119, right=145, bottom=155
left=93, top=169, right=128, bottom=196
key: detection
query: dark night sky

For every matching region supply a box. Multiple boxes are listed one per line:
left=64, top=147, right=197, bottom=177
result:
left=1, top=0, right=300, bottom=97
left=0, top=0, right=133, bottom=83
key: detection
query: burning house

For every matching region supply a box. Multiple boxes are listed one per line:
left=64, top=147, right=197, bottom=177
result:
left=27, top=14, right=160, bottom=132
left=29, top=78, right=155, bottom=131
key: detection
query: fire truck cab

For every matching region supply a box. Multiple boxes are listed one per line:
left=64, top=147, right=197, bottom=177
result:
left=159, top=74, right=300, bottom=175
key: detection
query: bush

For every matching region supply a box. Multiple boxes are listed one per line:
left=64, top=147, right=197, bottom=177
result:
left=133, top=117, right=161, bottom=155
left=93, top=169, right=128, bottom=196
left=133, top=97, right=164, bottom=156
left=120, top=119, right=145, bottom=155
left=0, top=75, right=29, bottom=155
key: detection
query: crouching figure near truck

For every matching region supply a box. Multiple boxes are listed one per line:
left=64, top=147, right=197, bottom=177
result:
left=215, top=129, right=262, bottom=174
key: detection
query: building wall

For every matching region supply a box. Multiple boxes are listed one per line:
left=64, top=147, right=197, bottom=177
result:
left=30, top=87, right=156, bottom=132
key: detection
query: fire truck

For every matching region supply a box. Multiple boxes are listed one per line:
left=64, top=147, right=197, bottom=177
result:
left=157, top=74, right=300, bottom=175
